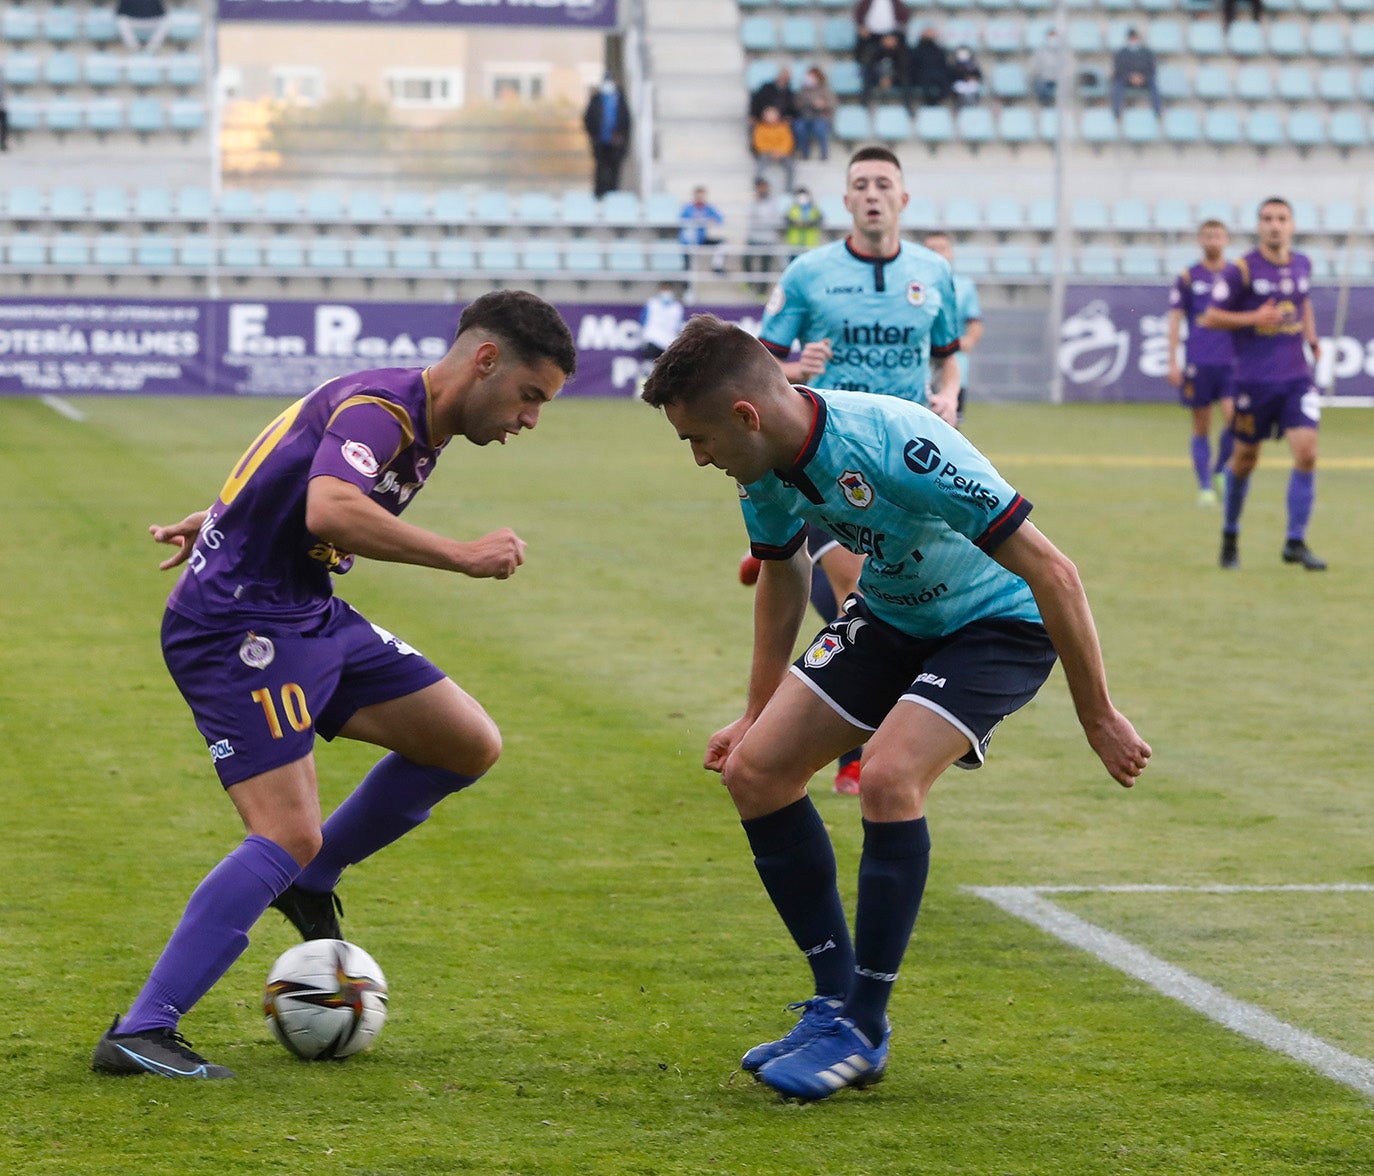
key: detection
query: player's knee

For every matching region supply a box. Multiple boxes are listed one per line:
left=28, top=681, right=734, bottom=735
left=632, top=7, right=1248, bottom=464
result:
left=277, top=825, right=324, bottom=868
left=857, top=756, right=936, bottom=816
left=446, top=716, right=502, bottom=778
left=720, top=749, right=771, bottom=809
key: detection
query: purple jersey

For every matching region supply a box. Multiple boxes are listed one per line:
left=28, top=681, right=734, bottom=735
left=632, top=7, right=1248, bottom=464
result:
left=168, top=367, right=446, bottom=627
left=1169, top=262, right=1235, bottom=368
left=1208, top=249, right=1313, bottom=383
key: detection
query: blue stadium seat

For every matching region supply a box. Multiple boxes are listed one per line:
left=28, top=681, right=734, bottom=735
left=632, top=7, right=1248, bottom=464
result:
left=822, top=17, right=854, bottom=53
left=1146, top=21, right=1184, bottom=55
left=643, top=192, right=681, bottom=228
left=990, top=245, right=1033, bottom=278
left=745, top=60, right=778, bottom=92
left=740, top=17, right=777, bottom=53
left=8, top=233, right=46, bottom=267
left=957, top=105, right=995, bottom=145
left=1195, top=198, right=1235, bottom=224
left=176, top=187, right=215, bottom=221
left=91, top=187, right=129, bottom=221
left=1203, top=109, right=1243, bottom=145
left=348, top=191, right=388, bottom=223
left=1351, top=24, right=1374, bottom=56
left=1307, top=23, right=1345, bottom=57
left=600, top=190, right=641, bottom=227
left=1227, top=22, right=1265, bottom=56
left=1328, top=110, right=1368, bottom=148
left=1121, top=247, right=1164, bottom=278
left=834, top=105, right=872, bottom=141
left=433, top=189, right=472, bottom=223
left=85, top=98, right=124, bottom=134
left=136, top=236, right=177, bottom=268
left=1, top=9, right=39, bottom=41
left=989, top=62, right=1028, bottom=100
left=1298, top=0, right=1336, bottom=10
left=167, top=54, right=205, bottom=88
left=1121, top=109, right=1159, bottom=143
left=1037, top=107, right=1062, bottom=142
left=1245, top=110, right=1285, bottom=148
left=902, top=195, right=940, bottom=229
left=1321, top=201, right=1357, bottom=233
left=165, top=11, right=204, bottom=43
left=389, top=191, right=429, bottom=223
left=472, top=190, right=511, bottom=225
left=556, top=189, right=597, bottom=227
left=1339, top=0, right=1374, bottom=12
left=648, top=240, right=684, bottom=273
left=1277, top=66, right=1316, bottom=101
left=561, top=238, right=603, bottom=274
left=126, top=57, right=165, bottom=88
left=1066, top=21, right=1102, bottom=53
left=605, top=240, right=646, bottom=273
left=3, top=51, right=40, bottom=88
left=5, top=186, right=44, bottom=219
left=983, top=195, right=1026, bottom=231
left=1288, top=198, right=1321, bottom=230
left=1235, top=65, right=1274, bottom=101
left=221, top=237, right=264, bottom=269
left=1071, top=196, right=1110, bottom=231
left=1316, top=66, right=1355, bottom=102
left=998, top=106, right=1036, bottom=144
left=477, top=241, right=520, bottom=273
left=307, top=239, right=349, bottom=270
left=1077, top=247, right=1118, bottom=277
left=1079, top=107, right=1118, bottom=146
left=1027, top=197, right=1057, bottom=232
left=780, top=17, right=817, bottom=53
left=1193, top=65, right=1232, bottom=101
left=219, top=189, right=260, bottom=221
left=178, top=235, right=215, bottom=268
left=1187, top=23, right=1226, bottom=55
left=1360, top=67, right=1374, bottom=101
left=1162, top=107, right=1202, bottom=142
left=305, top=191, right=346, bottom=223
left=915, top=106, right=953, bottom=143
left=84, top=54, right=123, bottom=88
left=42, top=7, right=80, bottom=42
left=265, top=237, right=307, bottom=269
left=983, top=21, right=1023, bottom=54
left=1110, top=198, right=1152, bottom=233
left=6, top=99, right=41, bottom=132
left=874, top=105, right=912, bottom=140
left=45, top=99, right=83, bottom=133
left=1156, top=64, right=1189, bottom=101
left=942, top=19, right=980, bottom=50
left=1286, top=110, right=1325, bottom=148
left=93, top=235, right=134, bottom=267
left=262, top=190, right=302, bottom=221
left=1267, top=21, right=1307, bottom=57
left=134, top=187, right=174, bottom=222
left=48, top=187, right=87, bottom=220
left=943, top=197, right=982, bottom=232
left=829, top=60, right=863, bottom=97
left=84, top=8, right=119, bottom=43
left=128, top=97, right=166, bottom=134
left=392, top=240, right=434, bottom=271
left=42, top=52, right=81, bottom=88
left=521, top=243, right=561, bottom=273
left=48, top=235, right=89, bottom=268
left=1153, top=198, right=1193, bottom=232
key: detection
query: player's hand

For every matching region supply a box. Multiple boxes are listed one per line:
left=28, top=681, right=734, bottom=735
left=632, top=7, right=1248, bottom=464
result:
left=704, top=715, right=753, bottom=774
left=1166, top=363, right=1183, bottom=388
left=1252, top=299, right=1283, bottom=329
left=1083, top=708, right=1151, bottom=789
left=927, top=390, right=958, bottom=427
left=796, top=339, right=833, bottom=381
left=149, top=511, right=208, bottom=571
left=456, top=528, right=527, bottom=580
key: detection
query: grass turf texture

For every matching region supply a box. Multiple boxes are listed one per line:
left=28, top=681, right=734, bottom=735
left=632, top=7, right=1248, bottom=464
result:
left=1, top=396, right=1371, bottom=1175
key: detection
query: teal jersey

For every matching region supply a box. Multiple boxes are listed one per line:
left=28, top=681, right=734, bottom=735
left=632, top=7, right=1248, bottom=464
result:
left=740, top=388, right=1041, bottom=638
left=759, top=238, right=962, bottom=403
left=952, top=273, right=981, bottom=386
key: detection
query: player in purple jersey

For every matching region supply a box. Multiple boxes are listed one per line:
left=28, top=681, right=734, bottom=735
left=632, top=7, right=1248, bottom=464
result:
left=92, top=291, right=577, bottom=1079
left=1198, top=198, right=1326, bottom=571
left=1167, top=219, right=1236, bottom=506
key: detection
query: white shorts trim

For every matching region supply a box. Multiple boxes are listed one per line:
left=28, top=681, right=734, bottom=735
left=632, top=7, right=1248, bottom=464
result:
left=897, top=693, right=983, bottom=770
left=810, top=539, right=839, bottom=563
left=788, top=665, right=876, bottom=731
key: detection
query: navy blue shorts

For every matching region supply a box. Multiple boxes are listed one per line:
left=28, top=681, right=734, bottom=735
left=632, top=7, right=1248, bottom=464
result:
left=162, top=599, right=447, bottom=788
left=790, top=596, right=1058, bottom=769
left=1232, top=377, right=1320, bottom=442
left=1180, top=363, right=1234, bottom=409
left=805, top=523, right=838, bottom=562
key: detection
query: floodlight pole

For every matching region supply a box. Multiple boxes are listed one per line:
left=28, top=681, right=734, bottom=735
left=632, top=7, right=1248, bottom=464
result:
left=1047, top=0, right=1071, bottom=405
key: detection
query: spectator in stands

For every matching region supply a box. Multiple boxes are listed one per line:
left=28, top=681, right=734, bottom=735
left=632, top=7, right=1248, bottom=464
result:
left=115, top=0, right=170, bottom=55
left=1111, top=28, right=1161, bottom=119
left=749, top=66, right=797, bottom=132
left=639, top=281, right=685, bottom=370
left=679, top=185, right=727, bottom=275
left=1221, top=0, right=1264, bottom=32
left=950, top=46, right=985, bottom=107
left=793, top=66, right=837, bottom=162
left=855, top=1, right=913, bottom=105
left=0, top=70, right=9, bottom=153
left=582, top=74, right=632, bottom=200
left=909, top=27, right=954, bottom=107
left=752, top=106, right=797, bottom=196
left=784, top=187, right=823, bottom=258
left=1030, top=28, right=1067, bottom=107
left=744, top=178, right=783, bottom=291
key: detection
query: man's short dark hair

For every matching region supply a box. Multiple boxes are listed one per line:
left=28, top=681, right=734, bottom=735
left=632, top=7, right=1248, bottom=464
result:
left=1259, top=196, right=1292, bottom=217
left=456, top=290, right=577, bottom=377
left=1198, top=218, right=1228, bottom=233
left=848, top=145, right=903, bottom=173
left=640, top=315, right=769, bottom=409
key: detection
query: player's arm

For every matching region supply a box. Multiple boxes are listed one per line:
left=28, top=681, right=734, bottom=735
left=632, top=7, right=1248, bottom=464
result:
left=961, top=316, right=984, bottom=354
left=927, top=351, right=961, bottom=425
left=704, top=544, right=811, bottom=772
left=149, top=510, right=210, bottom=570
left=1302, top=299, right=1321, bottom=366
left=777, top=340, right=833, bottom=384
left=990, top=520, right=1151, bottom=788
left=306, top=476, right=525, bottom=580
left=1166, top=308, right=1185, bottom=386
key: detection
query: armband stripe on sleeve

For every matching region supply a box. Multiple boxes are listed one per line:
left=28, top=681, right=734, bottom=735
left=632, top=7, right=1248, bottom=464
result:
left=760, top=339, right=792, bottom=359
left=752, top=525, right=808, bottom=561
left=931, top=340, right=961, bottom=358
left=973, top=495, right=1032, bottom=553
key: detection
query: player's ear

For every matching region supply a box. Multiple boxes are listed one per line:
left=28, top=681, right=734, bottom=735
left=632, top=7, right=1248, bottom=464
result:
left=473, top=340, right=500, bottom=377
left=731, top=400, right=762, bottom=431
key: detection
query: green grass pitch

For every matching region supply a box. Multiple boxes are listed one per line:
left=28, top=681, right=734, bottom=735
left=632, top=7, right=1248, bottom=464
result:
left=1, top=395, right=1372, bottom=1175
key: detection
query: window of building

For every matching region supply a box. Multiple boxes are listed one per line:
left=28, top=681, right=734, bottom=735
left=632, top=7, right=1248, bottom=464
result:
left=384, top=69, right=466, bottom=110
left=271, top=67, right=325, bottom=106
left=483, top=63, right=549, bottom=103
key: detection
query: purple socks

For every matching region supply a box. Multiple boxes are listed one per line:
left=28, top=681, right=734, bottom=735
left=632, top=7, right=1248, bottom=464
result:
left=1190, top=435, right=1211, bottom=490
left=120, top=834, right=299, bottom=1034
left=1286, top=469, right=1315, bottom=540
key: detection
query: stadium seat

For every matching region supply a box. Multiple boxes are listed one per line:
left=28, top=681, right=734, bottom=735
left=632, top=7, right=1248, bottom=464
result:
left=1195, top=198, right=1235, bottom=225
left=177, top=235, right=215, bottom=268
left=1227, top=23, right=1265, bottom=56
left=477, top=241, right=520, bottom=273
left=3, top=51, right=40, bottom=88
left=956, top=106, right=995, bottom=145
left=521, top=243, right=561, bottom=273
left=989, top=62, right=1029, bottom=100
left=1286, top=110, right=1325, bottom=149
left=1076, top=246, right=1117, bottom=278
left=91, top=188, right=129, bottom=222
left=1360, top=68, right=1374, bottom=101
left=643, top=192, right=680, bottom=228
left=1307, top=23, right=1345, bottom=57
left=42, top=7, right=80, bottom=43
left=1268, top=21, right=1307, bottom=57
left=392, top=240, right=434, bottom=271
left=1110, top=198, right=1152, bottom=233
left=1156, top=65, right=1189, bottom=101
left=84, top=54, right=123, bottom=88
left=1193, top=66, right=1232, bottom=102
left=599, top=190, right=641, bottom=227
left=943, top=197, right=982, bottom=232
left=262, top=190, right=302, bottom=222
left=1079, top=107, right=1118, bottom=146
left=1289, top=198, right=1321, bottom=231
left=42, top=52, right=81, bottom=89
left=50, top=234, right=91, bottom=268
left=1120, top=247, right=1164, bottom=278
left=1203, top=109, right=1243, bottom=145
left=1187, top=23, right=1226, bottom=55
left=1026, top=197, right=1057, bottom=232
left=165, top=11, right=204, bottom=43
left=902, top=195, right=940, bottom=229
left=874, top=105, right=912, bottom=140
left=1071, top=197, right=1110, bottom=231
left=7, top=233, right=46, bottom=267
left=221, top=234, right=264, bottom=267
left=1321, top=201, right=1357, bottom=233
left=266, top=237, right=307, bottom=269
left=136, top=236, right=177, bottom=268
left=983, top=22, right=1023, bottom=54
left=472, top=190, right=512, bottom=225
left=433, top=189, right=471, bottom=223
left=1162, top=107, right=1202, bottom=143
left=561, top=238, right=603, bottom=274
left=605, top=240, right=646, bottom=273
left=915, top=106, right=953, bottom=144
left=740, top=17, right=778, bottom=53
left=1235, top=65, right=1275, bottom=102
left=822, top=17, right=854, bottom=53
left=5, top=99, right=40, bottom=133
left=990, top=245, right=1033, bottom=278
left=1146, top=21, right=1184, bottom=55
left=1328, top=110, right=1368, bottom=148
left=1152, top=198, right=1193, bottom=232
left=45, top=100, right=84, bottom=133
left=93, top=235, right=134, bottom=267
left=1298, top=0, right=1335, bottom=10
left=1316, top=66, right=1356, bottom=102
left=1277, top=66, right=1316, bottom=102
left=348, top=191, right=388, bottom=223
left=1339, top=0, right=1374, bottom=12
left=829, top=60, right=863, bottom=97
left=219, top=189, right=259, bottom=221
left=176, top=187, right=215, bottom=221
left=983, top=195, right=1026, bottom=231
left=167, top=54, right=205, bottom=88
left=307, top=239, right=350, bottom=270
left=648, top=240, right=685, bottom=273
left=780, top=17, right=817, bottom=53
left=389, top=191, right=430, bottom=223
left=5, top=186, right=44, bottom=220
left=998, top=106, right=1036, bottom=144
left=1, top=9, right=39, bottom=42
left=126, top=57, right=165, bottom=88
left=128, top=97, right=166, bottom=134
left=1351, top=25, right=1374, bottom=57
left=834, top=105, right=872, bottom=141
left=1038, top=107, right=1065, bottom=143
left=301, top=191, right=343, bottom=224
left=134, top=187, right=174, bottom=222
left=745, top=60, right=777, bottom=92
left=1066, top=21, right=1102, bottom=53
left=1245, top=110, right=1285, bottom=149
left=85, top=99, right=124, bottom=134
left=48, top=187, right=87, bottom=221
left=1121, top=109, right=1159, bottom=144
left=84, top=8, right=120, bottom=43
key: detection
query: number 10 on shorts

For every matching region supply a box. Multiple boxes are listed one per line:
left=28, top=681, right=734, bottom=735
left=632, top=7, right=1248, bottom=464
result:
left=252, top=684, right=312, bottom=739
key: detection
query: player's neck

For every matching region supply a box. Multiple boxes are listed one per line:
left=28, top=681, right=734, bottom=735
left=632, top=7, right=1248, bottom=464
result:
left=848, top=232, right=899, bottom=260
left=1259, top=242, right=1291, bottom=266
left=1200, top=254, right=1225, bottom=271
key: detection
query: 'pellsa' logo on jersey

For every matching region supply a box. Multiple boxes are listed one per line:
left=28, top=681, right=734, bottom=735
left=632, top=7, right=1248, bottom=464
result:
left=838, top=470, right=874, bottom=508
left=342, top=440, right=379, bottom=477
left=803, top=632, right=844, bottom=667
left=906, top=281, right=926, bottom=306
left=903, top=437, right=942, bottom=475
left=239, top=632, right=275, bottom=669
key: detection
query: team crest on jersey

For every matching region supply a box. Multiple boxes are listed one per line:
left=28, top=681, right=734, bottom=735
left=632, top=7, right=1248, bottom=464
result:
left=342, top=440, right=379, bottom=477
left=1280, top=277, right=1294, bottom=295
left=239, top=633, right=275, bottom=669
left=1212, top=279, right=1230, bottom=301
left=906, top=281, right=926, bottom=306
left=764, top=284, right=785, bottom=317
left=838, top=470, right=874, bottom=508
left=803, top=631, right=845, bottom=668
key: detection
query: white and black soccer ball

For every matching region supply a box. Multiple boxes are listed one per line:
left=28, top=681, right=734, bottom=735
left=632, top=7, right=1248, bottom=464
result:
left=263, top=939, right=389, bottom=1061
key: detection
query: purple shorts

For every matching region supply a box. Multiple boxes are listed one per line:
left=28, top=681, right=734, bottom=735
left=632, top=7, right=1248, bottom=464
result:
left=1180, top=363, right=1234, bottom=409
left=1232, top=377, right=1320, bottom=443
left=162, top=599, right=447, bottom=788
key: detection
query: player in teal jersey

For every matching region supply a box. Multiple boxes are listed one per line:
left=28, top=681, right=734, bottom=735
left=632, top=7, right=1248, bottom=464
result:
left=923, top=230, right=983, bottom=425
left=643, top=316, right=1149, bottom=1102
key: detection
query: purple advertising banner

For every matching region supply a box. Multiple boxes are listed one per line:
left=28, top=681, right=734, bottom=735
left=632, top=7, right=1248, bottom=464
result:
left=216, top=0, right=618, bottom=27
left=1059, top=284, right=1374, bottom=402
left=0, top=298, right=760, bottom=397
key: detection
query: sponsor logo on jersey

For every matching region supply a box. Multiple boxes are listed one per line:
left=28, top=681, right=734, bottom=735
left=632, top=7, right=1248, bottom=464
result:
left=914, top=672, right=947, bottom=688
left=764, top=284, right=785, bottom=317
left=239, top=632, right=275, bottom=669
left=903, top=437, right=942, bottom=475
left=1280, top=277, right=1294, bottom=296
left=1253, top=278, right=1273, bottom=296
left=1191, top=280, right=1212, bottom=296
left=903, top=436, right=1000, bottom=509
left=826, top=285, right=865, bottom=294
left=370, top=622, right=419, bottom=657
left=341, top=440, right=379, bottom=477
left=865, top=581, right=949, bottom=608
left=838, top=470, right=874, bottom=508
left=208, top=738, right=235, bottom=763
left=906, top=281, right=925, bottom=306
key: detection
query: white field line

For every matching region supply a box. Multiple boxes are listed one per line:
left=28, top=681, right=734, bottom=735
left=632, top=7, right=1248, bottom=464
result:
left=966, top=885, right=1374, bottom=1100
left=39, top=395, right=87, bottom=422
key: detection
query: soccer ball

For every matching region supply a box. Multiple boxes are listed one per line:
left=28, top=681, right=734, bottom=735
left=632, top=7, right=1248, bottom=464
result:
left=263, top=939, right=389, bottom=1061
